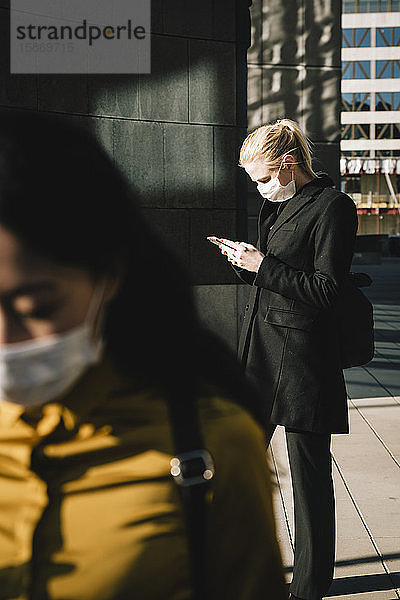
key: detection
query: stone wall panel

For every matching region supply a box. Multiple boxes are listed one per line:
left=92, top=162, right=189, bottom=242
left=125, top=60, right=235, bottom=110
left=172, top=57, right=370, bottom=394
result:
left=189, top=40, right=236, bottom=126
left=164, top=123, right=213, bottom=208
left=114, top=119, right=165, bottom=208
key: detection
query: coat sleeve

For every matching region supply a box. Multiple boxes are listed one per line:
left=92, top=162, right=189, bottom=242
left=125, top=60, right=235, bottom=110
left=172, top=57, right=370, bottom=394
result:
left=232, top=264, right=257, bottom=285
left=252, top=194, right=358, bottom=310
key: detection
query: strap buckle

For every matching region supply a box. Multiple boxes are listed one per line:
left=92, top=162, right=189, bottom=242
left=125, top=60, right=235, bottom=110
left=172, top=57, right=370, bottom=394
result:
left=170, top=450, right=215, bottom=488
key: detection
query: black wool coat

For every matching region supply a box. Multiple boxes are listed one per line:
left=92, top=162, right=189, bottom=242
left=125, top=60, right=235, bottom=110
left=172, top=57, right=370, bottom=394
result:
left=236, top=175, right=358, bottom=434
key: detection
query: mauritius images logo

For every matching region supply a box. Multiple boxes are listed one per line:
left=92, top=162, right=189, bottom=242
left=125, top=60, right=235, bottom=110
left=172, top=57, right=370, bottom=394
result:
left=10, top=0, right=151, bottom=74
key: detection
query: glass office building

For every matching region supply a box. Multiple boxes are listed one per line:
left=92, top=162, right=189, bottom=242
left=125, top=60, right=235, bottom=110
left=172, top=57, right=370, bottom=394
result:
left=341, top=0, right=400, bottom=233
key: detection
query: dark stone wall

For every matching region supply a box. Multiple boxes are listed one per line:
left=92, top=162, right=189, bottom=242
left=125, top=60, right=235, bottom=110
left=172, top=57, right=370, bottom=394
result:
left=0, top=2, right=250, bottom=286
left=0, top=1, right=252, bottom=348
left=0, top=2, right=343, bottom=350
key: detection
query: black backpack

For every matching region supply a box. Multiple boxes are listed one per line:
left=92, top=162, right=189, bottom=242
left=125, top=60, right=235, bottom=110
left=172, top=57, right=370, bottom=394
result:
left=335, top=272, right=375, bottom=369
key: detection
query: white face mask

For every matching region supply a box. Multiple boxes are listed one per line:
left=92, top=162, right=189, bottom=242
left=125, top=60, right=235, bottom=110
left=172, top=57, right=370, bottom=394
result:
left=0, top=283, right=105, bottom=407
left=257, top=149, right=298, bottom=203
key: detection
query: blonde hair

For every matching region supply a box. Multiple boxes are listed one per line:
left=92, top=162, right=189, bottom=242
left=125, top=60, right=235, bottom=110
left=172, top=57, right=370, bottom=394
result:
left=239, top=119, right=317, bottom=178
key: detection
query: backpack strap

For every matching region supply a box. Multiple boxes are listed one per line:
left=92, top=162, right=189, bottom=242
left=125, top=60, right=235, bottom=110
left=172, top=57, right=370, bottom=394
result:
left=167, top=397, right=215, bottom=600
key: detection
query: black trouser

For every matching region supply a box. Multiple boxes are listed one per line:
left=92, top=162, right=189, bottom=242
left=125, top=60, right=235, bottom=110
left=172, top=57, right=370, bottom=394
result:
left=266, top=426, right=335, bottom=600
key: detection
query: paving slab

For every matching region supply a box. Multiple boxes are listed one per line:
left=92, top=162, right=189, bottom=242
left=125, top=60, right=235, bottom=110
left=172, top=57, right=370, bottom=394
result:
left=363, top=366, right=400, bottom=397
left=332, top=412, right=400, bottom=536
left=327, top=583, right=398, bottom=599
left=345, top=367, right=389, bottom=400
left=350, top=398, right=400, bottom=461
left=374, top=345, right=400, bottom=369
left=333, top=459, right=395, bottom=593
left=373, top=540, right=400, bottom=588
left=269, top=427, right=294, bottom=579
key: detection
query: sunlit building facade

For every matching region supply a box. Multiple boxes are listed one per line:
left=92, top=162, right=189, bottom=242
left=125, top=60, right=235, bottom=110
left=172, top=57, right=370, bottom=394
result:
left=341, top=0, right=400, bottom=233
left=247, top=1, right=342, bottom=242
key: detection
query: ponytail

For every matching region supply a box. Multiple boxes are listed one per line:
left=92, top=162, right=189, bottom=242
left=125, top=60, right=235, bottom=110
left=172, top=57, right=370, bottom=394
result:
left=239, top=118, right=317, bottom=179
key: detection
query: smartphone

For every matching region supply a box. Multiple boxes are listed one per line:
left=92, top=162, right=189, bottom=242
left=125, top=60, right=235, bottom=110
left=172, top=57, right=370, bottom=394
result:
left=207, top=236, right=237, bottom=250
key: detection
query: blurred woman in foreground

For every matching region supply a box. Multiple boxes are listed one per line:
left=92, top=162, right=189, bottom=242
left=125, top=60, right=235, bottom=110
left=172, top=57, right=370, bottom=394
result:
left=0, top=111, right=286, bottom=600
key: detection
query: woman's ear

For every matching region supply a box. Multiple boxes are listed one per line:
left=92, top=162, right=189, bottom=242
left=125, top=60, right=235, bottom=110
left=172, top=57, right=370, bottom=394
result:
left=283, top=155, right=296, bottom=170
left=103, top=275, right=120, bottom=303
left=102, top=260, right=125, bottom=304
left=91, top=271, right=122, bottom=340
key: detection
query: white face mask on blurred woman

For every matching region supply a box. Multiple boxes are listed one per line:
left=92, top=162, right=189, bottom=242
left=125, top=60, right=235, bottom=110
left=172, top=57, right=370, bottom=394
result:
left=257, top=149, right=298, bottom=202
left=0, top=283, right=105, bottom=407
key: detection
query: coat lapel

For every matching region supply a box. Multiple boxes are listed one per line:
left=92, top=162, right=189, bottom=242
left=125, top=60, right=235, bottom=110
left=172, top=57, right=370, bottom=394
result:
left=257, top=199, right=277, bottom=251
left=266, top=178, right=327, bottom=246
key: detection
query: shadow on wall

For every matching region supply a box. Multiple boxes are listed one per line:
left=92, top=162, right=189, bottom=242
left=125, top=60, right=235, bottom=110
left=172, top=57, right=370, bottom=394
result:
left=0, top=1, right=250, bottom=287
left=247, top=0, right=342, bottom=185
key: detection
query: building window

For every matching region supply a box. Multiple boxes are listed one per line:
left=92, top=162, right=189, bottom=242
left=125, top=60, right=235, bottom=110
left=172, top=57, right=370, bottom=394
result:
left=376, top=27, right=400, bottom=46
left=342, top=92, right=371, bottom=111
left=342, top=28, right=371, bottom=47
left=363, top=1, right=388, bottom=10
left=376, top=60, right=400, bottom=78
left=375, top=91, right=400, bottom=110
left=376, top=123, right=400, bottom=138
left=343, top=0, right=400, bottom=11
left=342, top=150, right=371, bottom=157
left=345, top=175, right=361, bottom=194
left=342, top=124, right=371, bottom=139
left=376, top=149, right=400, bottom=156
left=342, top=61, right=371, bottom=78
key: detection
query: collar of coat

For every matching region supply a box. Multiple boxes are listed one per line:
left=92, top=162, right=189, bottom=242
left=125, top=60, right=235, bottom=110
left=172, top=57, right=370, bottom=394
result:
left=0, top=354, right=141, bottom=432
left=259, top=172, right=334, bottom=245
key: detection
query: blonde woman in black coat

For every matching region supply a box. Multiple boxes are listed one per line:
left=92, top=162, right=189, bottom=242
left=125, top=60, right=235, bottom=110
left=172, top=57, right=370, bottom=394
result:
left=217, top=119, right=358, bottom=600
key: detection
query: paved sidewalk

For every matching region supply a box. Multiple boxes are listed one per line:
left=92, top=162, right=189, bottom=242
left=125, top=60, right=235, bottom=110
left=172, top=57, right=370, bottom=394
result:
left=270, top=258, right=400, bottom=600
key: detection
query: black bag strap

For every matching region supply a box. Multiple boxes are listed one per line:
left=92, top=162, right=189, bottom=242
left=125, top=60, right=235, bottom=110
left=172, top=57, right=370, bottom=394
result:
left=167, top=397, right=215, bottom=600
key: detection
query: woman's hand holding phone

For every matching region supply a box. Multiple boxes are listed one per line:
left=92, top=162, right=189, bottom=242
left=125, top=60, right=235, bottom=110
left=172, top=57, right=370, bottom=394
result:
left=207, top=236, right=265, bottom=273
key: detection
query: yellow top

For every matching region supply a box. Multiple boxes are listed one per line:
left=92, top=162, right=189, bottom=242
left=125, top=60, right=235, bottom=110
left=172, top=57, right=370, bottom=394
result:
left=0, top=356, right=286, bottom=600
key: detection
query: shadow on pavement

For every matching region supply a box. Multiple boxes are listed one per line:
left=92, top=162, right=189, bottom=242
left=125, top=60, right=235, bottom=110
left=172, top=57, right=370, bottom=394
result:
left=327, top=572, right=400, bottom=596
left=374, top=329, right=400, bottom=343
